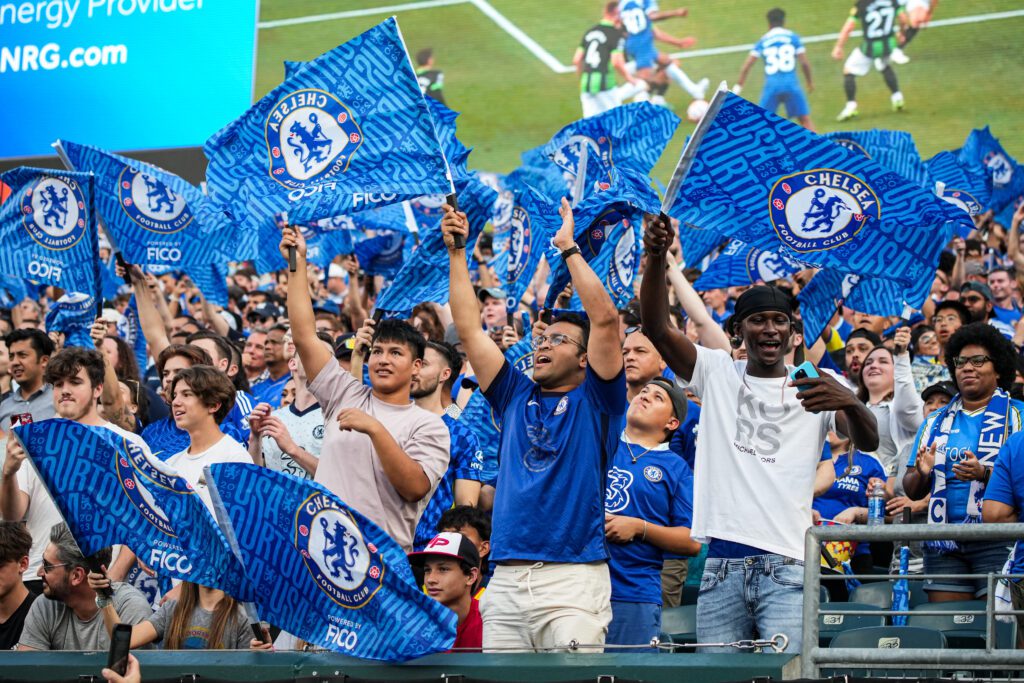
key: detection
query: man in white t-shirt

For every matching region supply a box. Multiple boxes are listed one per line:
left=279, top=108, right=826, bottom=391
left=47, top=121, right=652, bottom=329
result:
left=280, top=226, right=449, bottom=552
left=1, top=347, right=153, bottom=592
left=165, top=365, right=252, bottom=512
left=639, top=216, right=879, bottom=654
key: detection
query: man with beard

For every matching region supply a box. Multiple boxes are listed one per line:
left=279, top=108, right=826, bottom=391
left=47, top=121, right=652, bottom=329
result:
left=2, top=348, right=153, bottom=591
left=844, top=329, right=881, bottom=387
left=17, top=523, right=150, bottom=651
left=442, top=199, right=625, bottom=650
left=640, top=214, right=877, bottom=654
left=959, top=282, right=1014, bottom=339
left=409, top=341, right=484, bottom=550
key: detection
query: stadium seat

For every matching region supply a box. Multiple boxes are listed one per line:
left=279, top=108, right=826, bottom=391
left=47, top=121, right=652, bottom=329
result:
left=659, top=604, right=697, bottom=650
left=826, top=626, right=947, bottom=677
left=908, top=580, right=929, bottom=607
left=820, top=585, right=831, bottom=603
left=818, top=602, right=887, bottom=647
left=849, top=580, right=894, bottom=608
left=908, top=600, right=989, bottom=649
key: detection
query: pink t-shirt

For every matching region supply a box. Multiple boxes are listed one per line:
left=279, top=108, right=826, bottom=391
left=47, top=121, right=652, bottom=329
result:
left=308, top=360, right=450, bottom=551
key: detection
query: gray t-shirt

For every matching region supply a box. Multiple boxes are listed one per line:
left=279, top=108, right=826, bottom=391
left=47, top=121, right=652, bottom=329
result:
left=146, top=599, right=251, bottom=649
left=19, top=583, right=152, bottom=651
left=0, top=385, right=55, bottom=431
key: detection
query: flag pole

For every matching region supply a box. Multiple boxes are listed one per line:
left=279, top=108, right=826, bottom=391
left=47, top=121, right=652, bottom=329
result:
left=204, top=466, right=269, bottom=644
left=661, top=82, right=729, bottom=217
left=52, top=141, right=133, bottom=287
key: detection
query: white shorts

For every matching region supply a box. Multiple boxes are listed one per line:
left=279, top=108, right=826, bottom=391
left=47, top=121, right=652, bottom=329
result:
left=580, top=90, right=619, bottom=118
left=844, top=47, right=890, bottom=77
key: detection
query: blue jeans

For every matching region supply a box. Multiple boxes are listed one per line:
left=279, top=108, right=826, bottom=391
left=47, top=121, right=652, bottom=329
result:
left=606, top=601, right=661, bottom=652
left=696, top=555, right=804, bottom=654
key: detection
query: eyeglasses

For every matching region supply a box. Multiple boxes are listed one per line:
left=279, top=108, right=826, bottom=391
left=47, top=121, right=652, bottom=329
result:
left=933, top=315, right=962, bottom=324
left=41, top=562, right=70, bottom=574
left=917, top=333, right=937, bottom=345
left=952, top=354, right=993, bottom=369
left=533, top=333, right=585, bottom=350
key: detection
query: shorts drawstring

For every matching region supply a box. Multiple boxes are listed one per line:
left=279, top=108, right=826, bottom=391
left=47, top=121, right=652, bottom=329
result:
left=517, top=562, right=544, bottom=604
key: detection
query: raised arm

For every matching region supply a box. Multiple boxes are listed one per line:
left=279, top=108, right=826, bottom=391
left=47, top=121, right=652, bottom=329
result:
left=280, top=227, right=333, bottom=383
left=555, top=198, right=622, bottom=380
left=665, top=251, right=730, bottom=352
left=129, top=268, right=170, bottom=360
left=892, top=328, right=924, bottom=435
left=197, top=289, right=230, bottom=337
left=640, top=214, right=698, bottom=381
left=831, top=18, right=857, bottom=59
left=441, top=205, right=505, bottom=392
left=1007, top=205, right=1024, bottom=272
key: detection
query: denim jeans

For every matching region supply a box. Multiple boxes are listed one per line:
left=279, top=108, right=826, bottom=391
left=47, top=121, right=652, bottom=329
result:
left=696, top=554, right=804, bottom=654
left=606, top=601, right=661, bottom=652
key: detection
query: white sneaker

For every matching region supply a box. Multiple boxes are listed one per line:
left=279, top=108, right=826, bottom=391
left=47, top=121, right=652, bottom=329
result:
left=890, top=48, right=910, bottom=64
left=891, top=91, right=905, bottom=111
left=837, top=102, right=859, bottom=122
left=692, top=77, right=710, bottom=100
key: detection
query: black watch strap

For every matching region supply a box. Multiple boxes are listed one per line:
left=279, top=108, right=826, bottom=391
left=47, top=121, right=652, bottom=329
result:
left=560, top=245, right=581, bottom=261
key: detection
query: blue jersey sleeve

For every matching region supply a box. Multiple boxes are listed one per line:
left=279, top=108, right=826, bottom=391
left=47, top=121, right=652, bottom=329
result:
left=451, top=422, right=485, bottom=482
left=669, top=461, right=694, bottom=529
left=482, top=360, right=534, bottom=418
left=792, top=32, right=805, bottom=53
left=583, top=365, right=627, bottom=417
left=751, top=37, right=765, bottom=58
left=984, top=433, right=1023, bottom=508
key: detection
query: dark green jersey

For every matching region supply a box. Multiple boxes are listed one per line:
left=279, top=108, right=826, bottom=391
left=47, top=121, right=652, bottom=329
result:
left=416, top=68, right=445, bottom=104
left=852, top=0, right=905, bottom=58
left=577, top=21, right=625, bottom=94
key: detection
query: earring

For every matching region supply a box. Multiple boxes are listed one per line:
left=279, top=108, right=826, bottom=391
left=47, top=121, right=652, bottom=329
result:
left=730, top=336, right=742, bottom=349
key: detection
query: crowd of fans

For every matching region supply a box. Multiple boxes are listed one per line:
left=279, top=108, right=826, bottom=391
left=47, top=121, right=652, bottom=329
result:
left=0, top=199, right=1022, bottom=660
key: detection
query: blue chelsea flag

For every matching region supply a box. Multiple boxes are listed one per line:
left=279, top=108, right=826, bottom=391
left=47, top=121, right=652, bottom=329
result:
left=825, top=130, right=928, bottom=186
left=0, top=167, right=99, bottom=296
left=376, top=175, right=497, bottom=317
left=14, top=420, right=255, bottom=601
left=502, top=175, right=563, bottom=314
left=957, top=126, right=1024, bottom=214
left=925, top=151, right=991, bottom=219
left=204, top=18, right=453, bottom=229
left=667, top=92, right=968, bottom=290
left=56, top=140, right=255, bottom=267
left=46, top=293, right=98, bottom=349
left=206, top=463, right=457, bottom=661
left=694, top=240, right=801, bottom=290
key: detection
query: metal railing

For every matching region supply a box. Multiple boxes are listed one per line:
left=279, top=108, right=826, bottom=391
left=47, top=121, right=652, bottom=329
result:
left=801, top=522, right=1024, bottom=678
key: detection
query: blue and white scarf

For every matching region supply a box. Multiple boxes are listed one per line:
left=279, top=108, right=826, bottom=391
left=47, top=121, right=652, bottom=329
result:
left=925, top=389, right=1015, bottom=552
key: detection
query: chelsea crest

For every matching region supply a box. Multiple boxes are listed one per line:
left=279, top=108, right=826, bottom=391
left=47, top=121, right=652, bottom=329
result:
left=295, top=493, right=384, bottom=609
left=265, top=89, right=363, bottom=189
left=118, top=168, right=193, bottom=234
left=21, top=175, right=87, bottom=250
left=768, top=169, right=881, bottom=253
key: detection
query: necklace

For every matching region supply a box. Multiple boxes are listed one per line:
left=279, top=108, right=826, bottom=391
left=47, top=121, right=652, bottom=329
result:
left=625, top=440, right=654, bottom=463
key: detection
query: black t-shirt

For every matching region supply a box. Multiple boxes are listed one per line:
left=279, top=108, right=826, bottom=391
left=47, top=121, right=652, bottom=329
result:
left=578, top=21, right=625, bottom=94
left=0, top=592, right=37, bottom=650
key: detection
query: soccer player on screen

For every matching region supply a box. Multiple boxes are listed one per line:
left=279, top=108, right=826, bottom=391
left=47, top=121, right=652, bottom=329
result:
left=832, top=0, right=908, bottom=122
left=617, top=0, right=708, bottom=105
left=734, top=8, right=815, bottom=131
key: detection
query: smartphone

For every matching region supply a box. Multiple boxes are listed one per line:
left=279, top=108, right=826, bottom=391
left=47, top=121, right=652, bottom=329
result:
left=107, top=623, right=132, bottom=676
left=789, top=361, right=820, bottom=382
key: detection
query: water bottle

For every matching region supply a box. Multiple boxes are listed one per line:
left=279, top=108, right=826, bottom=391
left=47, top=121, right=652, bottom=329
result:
left=867, top=481, right=885, bottom=526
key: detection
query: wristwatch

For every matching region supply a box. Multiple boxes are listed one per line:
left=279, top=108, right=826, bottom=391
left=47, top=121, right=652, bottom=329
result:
left=560, top=245, right=581, bottom=261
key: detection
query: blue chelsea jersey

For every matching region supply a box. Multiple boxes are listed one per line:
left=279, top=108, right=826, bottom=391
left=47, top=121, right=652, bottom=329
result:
left=752, top=27, right=804, bottom=87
